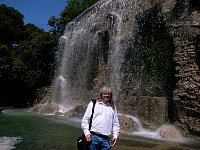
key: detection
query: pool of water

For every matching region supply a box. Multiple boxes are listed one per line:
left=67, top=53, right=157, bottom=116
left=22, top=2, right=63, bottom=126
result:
left=0, top=109, right=199, bottom=150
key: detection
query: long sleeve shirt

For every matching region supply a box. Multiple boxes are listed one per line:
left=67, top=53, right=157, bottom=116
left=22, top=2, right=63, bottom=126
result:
left=81, top=100, right=120, bottom=139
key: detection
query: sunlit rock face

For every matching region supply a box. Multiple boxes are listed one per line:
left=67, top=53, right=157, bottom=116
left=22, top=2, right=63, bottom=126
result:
left=31, top=101, right=59, bottom=114
left=51, top=0, right=174, bottom=129
left=156, top=124, right=184, bottom=142
left=35, top=0, right=200, bottom=139
left=167, top=0, right=200, bottom=138
left=118, top=114, right=136, bottom=132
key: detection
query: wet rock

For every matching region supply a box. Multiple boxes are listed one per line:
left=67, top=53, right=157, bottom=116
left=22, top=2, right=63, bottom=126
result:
left=156, top=124, right=184, bottom=141
left=31, top=105, right=43, bottom=113
left=118, top=114, right=137, bottom=132
left=63, top=109, right=76, bottom=117
left=40, top=103, right=59, bottom=114
left=31, top=101, right=59, bottom=114
left=32, top=0, right=200, bottom=140
left=75, top=105, right=87, bottom=114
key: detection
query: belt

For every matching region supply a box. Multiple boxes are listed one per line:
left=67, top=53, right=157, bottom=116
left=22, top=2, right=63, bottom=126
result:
left=90, top=131, right=109, bottom=139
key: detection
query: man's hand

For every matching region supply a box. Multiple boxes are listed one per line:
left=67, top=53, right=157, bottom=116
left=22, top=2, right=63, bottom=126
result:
left=111, top=137, right=117, bottom=146
left=85, top=134, right=91, bottom=141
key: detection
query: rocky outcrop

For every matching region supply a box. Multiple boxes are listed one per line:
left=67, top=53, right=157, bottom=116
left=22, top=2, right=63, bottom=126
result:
left=31, top=101, right=59, bottom=114
left=156, top=124, right=184, bottom=141
left=34, top=0, right=200, bottom=140
left=118, top=96, right=168, bottom=130
left=166, top=0, right=200, bottom=137
left=172, top=37, right=200, bottom=136
left=118, top=114, right=137, bottom=132
left=138, top=96, right=168, bottom=129
left=34, top=86, right=53, bottom=105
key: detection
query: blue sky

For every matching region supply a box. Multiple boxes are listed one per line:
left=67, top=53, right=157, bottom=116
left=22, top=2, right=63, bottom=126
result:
left=0, top=0, right=67, bottom=31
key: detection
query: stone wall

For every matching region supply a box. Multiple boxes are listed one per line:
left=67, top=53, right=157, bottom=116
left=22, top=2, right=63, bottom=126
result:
left=170, top=33, right=200, bottom=136
left=118, top=96, right=168, bottom=130
left=167, top=0, right=200, bottom=137
left=172, top=36, right=200, bottom=136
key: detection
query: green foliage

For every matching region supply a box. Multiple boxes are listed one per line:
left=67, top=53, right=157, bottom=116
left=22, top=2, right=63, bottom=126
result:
left=0, top=5, right=57, bottom=107
left=0, top=4, right=24, bottom=99
left=12, top=24, right=57, bottom=87
left=0, top=0, right=99, bottom=106
left=140, top=11, right=174, bottom=96
left=126, top=5, right=175, bottom=97
left=48, top=0, right=99, bottom=35
left=0, top=44, right=12, bottom=86
left=0, top=4, right=24, bottom=47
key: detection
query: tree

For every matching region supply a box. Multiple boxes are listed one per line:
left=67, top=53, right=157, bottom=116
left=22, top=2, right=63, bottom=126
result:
left=9, top=24, right=57, bottom=106
left=48, top=0, right=99, bottom=35
left=13, top=24, right=57, bottom=87
left=0, top=4, right=25, bottom=106
left=0, top=4, right=24, bottom=47
left=0, top=0, right=99, bottom=106
left=0, top=4, right=57, bottom=107
left=0, top=44, right=12, bottom=90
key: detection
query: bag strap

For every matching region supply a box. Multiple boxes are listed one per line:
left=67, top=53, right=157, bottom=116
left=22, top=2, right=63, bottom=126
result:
left=89, top=99, right=96, bottom=131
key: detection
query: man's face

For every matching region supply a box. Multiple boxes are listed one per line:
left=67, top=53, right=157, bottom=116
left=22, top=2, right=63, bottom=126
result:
left=102, top=91, right=111, bottom=101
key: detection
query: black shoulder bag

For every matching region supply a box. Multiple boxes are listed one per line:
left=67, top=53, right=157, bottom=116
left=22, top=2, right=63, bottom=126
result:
left=76, top=99, right=96, bottom=150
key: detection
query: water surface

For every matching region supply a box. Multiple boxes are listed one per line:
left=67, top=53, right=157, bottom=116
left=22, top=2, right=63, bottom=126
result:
left=0, top=109, right=199, bottom=150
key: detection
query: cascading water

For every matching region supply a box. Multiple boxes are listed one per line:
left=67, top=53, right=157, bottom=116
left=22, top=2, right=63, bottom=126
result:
left=39, top=0, right=200, bottom=144
left=108, top=11, right=123, bottom=100
left=120, top=114, right=187, bottom=143
left=52, top=0, right=129, bottom=105
left=53, top=75, right=67, bottom=104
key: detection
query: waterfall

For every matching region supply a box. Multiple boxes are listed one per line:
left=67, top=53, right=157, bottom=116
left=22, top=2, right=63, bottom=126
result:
left=108, top=11, right=123, bottom=100
left=118, top=114, right=186, bottom=142
left=52, top=0, right=129, bottom=106
left=30, top=0, right=200, bottom=144
left=33, top=0, right=174, bottom=130
left=49, top=0, right=173, bottom=128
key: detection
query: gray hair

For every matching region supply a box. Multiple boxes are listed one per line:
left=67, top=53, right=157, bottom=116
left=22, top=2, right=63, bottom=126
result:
left=100, top=86, right=111, bottom=94
left=100, top=86, right=115, bottom=110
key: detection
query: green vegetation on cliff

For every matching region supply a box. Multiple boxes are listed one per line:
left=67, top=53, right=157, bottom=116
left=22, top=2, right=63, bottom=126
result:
left=48, top=0, right=99, bottom=35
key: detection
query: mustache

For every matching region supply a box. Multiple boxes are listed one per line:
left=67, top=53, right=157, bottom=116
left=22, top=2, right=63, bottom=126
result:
left=104, top=96, right=110, bottom=99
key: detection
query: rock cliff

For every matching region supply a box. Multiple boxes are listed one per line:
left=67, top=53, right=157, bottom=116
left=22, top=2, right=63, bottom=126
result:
left=35, top=0, right=200, bottom=139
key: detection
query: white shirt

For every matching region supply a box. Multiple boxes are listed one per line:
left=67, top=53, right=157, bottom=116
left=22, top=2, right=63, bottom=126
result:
left=81, top=100, right=120, bottom=139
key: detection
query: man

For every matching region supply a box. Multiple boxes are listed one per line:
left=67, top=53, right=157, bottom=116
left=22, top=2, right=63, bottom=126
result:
left=81, top=87, right=120, bottom=150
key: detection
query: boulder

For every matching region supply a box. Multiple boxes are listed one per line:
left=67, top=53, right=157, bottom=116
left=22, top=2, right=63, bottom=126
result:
left=156, top=124, right=184, bottom=142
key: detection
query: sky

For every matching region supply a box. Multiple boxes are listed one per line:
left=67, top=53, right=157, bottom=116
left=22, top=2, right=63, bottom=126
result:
left=0, top=0, right=67, bottom=31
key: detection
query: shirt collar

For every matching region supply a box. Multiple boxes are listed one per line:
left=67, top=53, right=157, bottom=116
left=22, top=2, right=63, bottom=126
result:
left=98, top=100, right=110, bottom=106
